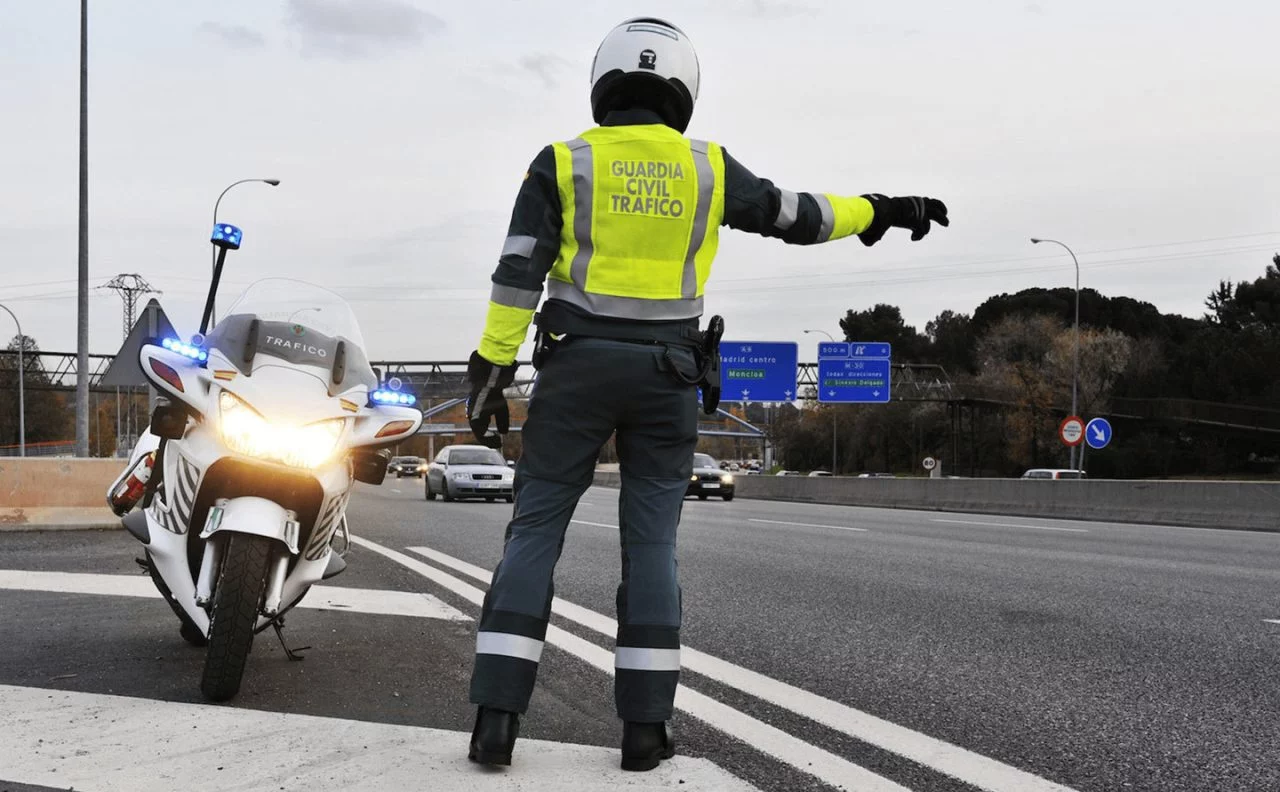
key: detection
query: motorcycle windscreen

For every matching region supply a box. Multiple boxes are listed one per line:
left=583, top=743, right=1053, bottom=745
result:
left=203, top=278, right=378, bottom=396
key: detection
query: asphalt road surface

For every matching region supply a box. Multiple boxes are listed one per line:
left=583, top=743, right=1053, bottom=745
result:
left=3, top=481, right=1279, bottom=792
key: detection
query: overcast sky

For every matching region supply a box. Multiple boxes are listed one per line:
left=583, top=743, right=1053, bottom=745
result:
left=3, top=0, right=1278, bottom=361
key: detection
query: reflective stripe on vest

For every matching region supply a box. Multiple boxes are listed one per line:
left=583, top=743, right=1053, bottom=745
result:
left=549, top=126, right=725, bottom=322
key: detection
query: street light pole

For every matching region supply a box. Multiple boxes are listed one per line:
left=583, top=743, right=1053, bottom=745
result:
left=210, top=178, right=280, bottom=324
left=804, top=329, right=838, bottom=473
left=1031, top=237, right=1081, bottom=471
left=75, top=0, right=89, bottom=457
left=0, top=304, right=25, bottom=457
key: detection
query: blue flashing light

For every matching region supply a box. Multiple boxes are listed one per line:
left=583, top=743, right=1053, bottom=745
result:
left=162, top=337, right=208, bottom=363
left=372, top=389, right=416, bottom=406
left=211, top=222, right=243, bottom=250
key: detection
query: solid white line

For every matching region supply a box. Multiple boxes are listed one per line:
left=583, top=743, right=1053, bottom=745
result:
left=748, top=518, right=868, bottom=533
left=0, top=570, right=470, bottom=621
left=932, top=518, right=1088, bottom=533
left=0, top=684, right=754, bottom=791
left=1265, top=619, right=1280, bottom=626
left=356, top=538, right=910, bottom=792
left=571, top=519, right=617, bottom=529
left=403, top=544, right=1079, bottom=792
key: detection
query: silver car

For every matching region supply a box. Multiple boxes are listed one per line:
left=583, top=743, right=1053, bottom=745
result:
left=425, top=445, right=515, bottom=503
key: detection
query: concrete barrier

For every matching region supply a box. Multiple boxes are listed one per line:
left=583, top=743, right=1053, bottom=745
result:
left=0, top=458, right=122, bottom=530
left=591, top=472, right=1280, bottom=532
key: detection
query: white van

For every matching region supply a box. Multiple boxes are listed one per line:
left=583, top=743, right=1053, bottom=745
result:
left=1021, top=469, right=1087, bottom=480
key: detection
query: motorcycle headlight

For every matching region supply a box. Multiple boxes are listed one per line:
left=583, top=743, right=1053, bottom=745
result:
left=218, top=391, right=345, bottom=469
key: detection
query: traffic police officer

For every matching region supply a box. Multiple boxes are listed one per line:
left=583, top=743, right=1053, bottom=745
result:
left=465, top=17, right=949, bottom=771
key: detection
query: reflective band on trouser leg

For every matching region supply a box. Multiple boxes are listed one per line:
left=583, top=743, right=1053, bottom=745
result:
left=812, top=193, right=836, bottom=242
left=567, top=138, right=594, bottom=291
left=476, top=631, right=545, bottom=662
left=681, top=140, right=716, bottom=300
left=615, top=647, right=681, bottom=671
left=774, top=188, right=799, bottom=230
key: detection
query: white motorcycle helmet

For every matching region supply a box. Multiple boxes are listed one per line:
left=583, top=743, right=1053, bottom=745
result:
left=590, top=17, right=700, bottom=133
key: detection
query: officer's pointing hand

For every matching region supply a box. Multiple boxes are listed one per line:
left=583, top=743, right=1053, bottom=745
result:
left=466, top=350, right=517, bottom=450
left=857, top=194, right=950, bottom=246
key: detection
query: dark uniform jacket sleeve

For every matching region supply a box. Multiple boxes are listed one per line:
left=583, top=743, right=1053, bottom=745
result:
left=478, top=146, right=563, bottom=366
left=720, top=149, right=875, bottom=245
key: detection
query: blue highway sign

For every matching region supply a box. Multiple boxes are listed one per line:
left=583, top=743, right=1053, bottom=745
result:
left=720, top=341, right=799, bottom=402
left=1085, top=417, right=1113, bottom=450
left=817, top=342, right=892, bottom=403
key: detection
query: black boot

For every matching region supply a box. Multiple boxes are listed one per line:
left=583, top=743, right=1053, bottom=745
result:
left=621, top=721, right=675, bottom=772
left=468, top=707, right=519, bottom=766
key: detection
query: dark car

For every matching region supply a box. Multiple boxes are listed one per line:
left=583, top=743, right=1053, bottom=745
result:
left=389, top=456, right=426, bottom=478
left=687, top=453, right=735, bottom=501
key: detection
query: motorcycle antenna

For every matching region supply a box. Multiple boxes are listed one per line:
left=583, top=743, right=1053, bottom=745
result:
left=202, top=223, right=243, bottom=334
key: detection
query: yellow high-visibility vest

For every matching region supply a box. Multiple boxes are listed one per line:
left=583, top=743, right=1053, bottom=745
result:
left=547, top=124, right=726, bottom=321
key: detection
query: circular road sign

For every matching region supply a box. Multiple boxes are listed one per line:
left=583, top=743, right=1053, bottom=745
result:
left=922, top=456, right=937, bottom=471
left=1085, top=417, right=1113, bottom=450
left=1059, top=416, right=1085, bottom=447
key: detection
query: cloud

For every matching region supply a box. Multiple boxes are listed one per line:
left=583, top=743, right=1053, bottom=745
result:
left=286, top=0, right=444, bottom=59
left=197, top=21, right=267, bottom=51
left=516, top=53, right=575, bottom=89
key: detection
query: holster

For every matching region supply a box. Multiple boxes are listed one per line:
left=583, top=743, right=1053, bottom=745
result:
left=697, top=315, right=723, bottom=415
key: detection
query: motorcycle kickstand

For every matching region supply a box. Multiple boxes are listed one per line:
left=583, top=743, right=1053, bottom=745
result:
left=270, top=618, right=310, bottom=662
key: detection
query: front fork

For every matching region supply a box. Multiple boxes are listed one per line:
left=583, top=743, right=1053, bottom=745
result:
left=195, top=501, right=299, bottom=618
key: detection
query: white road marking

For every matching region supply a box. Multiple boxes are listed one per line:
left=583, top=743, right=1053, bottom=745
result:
left=1265, top=619, right=1280, bottom=626
left=391, top=488, right=402, bottom=493
left=402, top=543, right=1080, bottom=792
left=571, top=519, right=617, bottom=529
left=0, top=570, right=470, bottom=621
left=748, top=518, right=868, bottom=533
left=0, top=684, right=754, bottom=792
left=356, top=538, right=911, bottom=792
left=932, top=518, right=1088, bottom=533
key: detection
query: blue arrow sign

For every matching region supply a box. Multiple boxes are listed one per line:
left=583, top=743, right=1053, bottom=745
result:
left=817, top=341, right=891, bottom=403
left=1085, top=417, right=1113, bottom=449
left=720, top=341, right=799, bottom=402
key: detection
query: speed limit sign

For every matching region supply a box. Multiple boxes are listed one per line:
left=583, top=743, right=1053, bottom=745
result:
left=922, top=456, right=937, bottom=471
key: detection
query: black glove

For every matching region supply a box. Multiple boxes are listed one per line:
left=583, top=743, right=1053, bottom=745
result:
left=466, top=350, right=517, bottom=449
left=858, top=194, right=950, bottom=246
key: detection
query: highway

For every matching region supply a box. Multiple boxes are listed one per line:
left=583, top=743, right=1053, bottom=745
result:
left=3, top=483, right=1279, bottom=791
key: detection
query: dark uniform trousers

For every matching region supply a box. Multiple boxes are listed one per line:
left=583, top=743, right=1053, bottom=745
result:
left=469, top=337, right=699, bottom=722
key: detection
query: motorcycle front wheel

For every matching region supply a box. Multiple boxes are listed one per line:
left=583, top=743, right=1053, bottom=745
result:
left=200, top=533, right=273, bottom=702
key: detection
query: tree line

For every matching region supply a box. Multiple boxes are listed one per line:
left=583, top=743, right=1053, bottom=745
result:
left=752, top=257, right=1280, bottom=478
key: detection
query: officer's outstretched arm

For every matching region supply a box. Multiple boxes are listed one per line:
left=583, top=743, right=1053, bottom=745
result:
left=720, top=150, right=948, bottom=247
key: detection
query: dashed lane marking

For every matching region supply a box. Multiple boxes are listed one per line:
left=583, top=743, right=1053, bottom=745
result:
left=931, top=518, right=1089, bottom=533
left=748, top=518, right=868, bottom=533
left=0, top=684, right=755, bottom=791
left=0, top=570, right=470, bottom=621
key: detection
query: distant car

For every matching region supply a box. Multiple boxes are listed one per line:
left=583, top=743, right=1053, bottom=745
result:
left=688, top=453, right=735, bottom=501
left=775, top=470, right=803, bottom=477
left=857, top=472, right=896, bottom=478
left=1021, top=468, right=1087, bottom=480
left=425, top=445, right=515, bottom=502
left=389, top=456, right=426, bottom=478
left=808, top=470, right=833, bottom=477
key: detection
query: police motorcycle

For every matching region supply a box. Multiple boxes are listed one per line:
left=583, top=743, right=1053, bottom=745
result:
left=107, top=222, right=421, bottom=701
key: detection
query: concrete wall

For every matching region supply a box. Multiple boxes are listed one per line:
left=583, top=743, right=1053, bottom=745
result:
left=0, top=458, right=122, bottom=529
left=592, top=472, right=1280, bottom=532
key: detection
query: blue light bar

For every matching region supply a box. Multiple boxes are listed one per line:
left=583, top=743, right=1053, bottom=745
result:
left=211, top=223, right=243, bottom=250
left=371, top=389, right=416, bottom=406
left=161, top=337, right=209, bottom=362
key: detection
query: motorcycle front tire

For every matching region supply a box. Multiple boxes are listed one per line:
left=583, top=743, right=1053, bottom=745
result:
left=200, top=533, right=273, bottom=702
